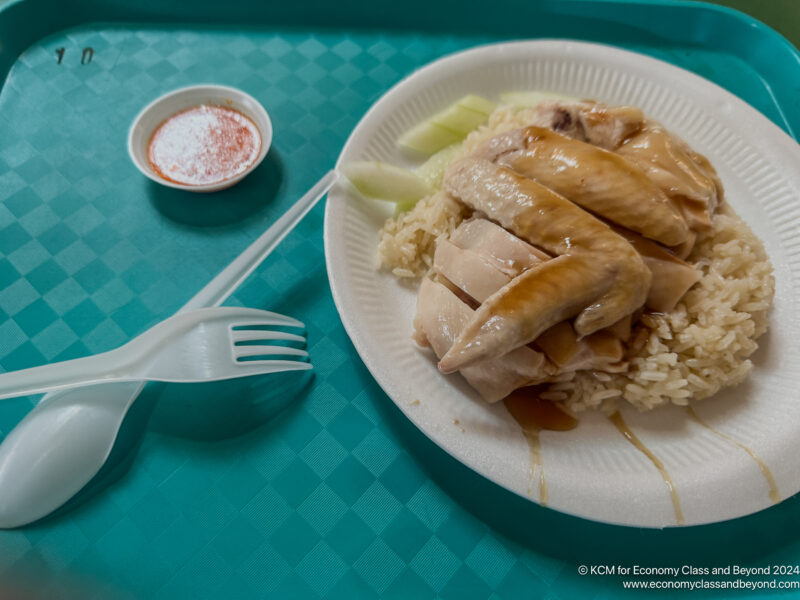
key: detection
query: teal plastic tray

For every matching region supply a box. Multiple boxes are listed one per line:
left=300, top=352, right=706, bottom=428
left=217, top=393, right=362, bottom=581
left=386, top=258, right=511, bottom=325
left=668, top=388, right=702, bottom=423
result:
left=1, top=0, right=800, bottom=598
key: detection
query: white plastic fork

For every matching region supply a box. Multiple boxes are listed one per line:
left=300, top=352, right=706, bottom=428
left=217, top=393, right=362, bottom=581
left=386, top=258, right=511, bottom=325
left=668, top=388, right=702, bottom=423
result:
left=0, top=169, right=339, bottom=528
left=0, top=307, right=311, bottom=401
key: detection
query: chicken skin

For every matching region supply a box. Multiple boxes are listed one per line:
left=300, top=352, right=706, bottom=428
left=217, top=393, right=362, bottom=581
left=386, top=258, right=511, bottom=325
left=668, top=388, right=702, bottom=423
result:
left=475, top=126, right=689, bottom=246
left=438, top=158, right=651, bottom=373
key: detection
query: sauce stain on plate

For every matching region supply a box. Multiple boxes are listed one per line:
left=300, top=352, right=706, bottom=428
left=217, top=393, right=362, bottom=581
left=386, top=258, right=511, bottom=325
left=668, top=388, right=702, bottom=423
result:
left=148, top=104, right=261, bottom=186
left=609, top=412, right=685, bottom=525
left=687, top=406, right=780, bottom=503
left=505, top=388, right=578, bottom=505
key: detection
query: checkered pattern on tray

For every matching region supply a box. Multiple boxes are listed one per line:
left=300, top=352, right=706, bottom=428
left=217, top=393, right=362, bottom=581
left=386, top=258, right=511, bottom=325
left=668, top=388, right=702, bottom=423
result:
left=1, top=24, right=799, bottom=600
left=0, top=27, right=562, bottom=600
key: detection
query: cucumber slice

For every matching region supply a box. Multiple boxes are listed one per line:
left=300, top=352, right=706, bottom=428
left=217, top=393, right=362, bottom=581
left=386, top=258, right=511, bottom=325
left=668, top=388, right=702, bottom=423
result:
left=457, top=94, right=496, bottom=116
left=394, top=199, right=418, bottom=217
left=398, top=94, right=495, bottom=155
left=434, top=104, right=490, bottom=136
left=499, top=91, right=579, bottom=108
left=341, top=161, right=431, bottom=203
left=398, top=121, right=463, bottom=155
left=415, top=143, right=462, bottom=188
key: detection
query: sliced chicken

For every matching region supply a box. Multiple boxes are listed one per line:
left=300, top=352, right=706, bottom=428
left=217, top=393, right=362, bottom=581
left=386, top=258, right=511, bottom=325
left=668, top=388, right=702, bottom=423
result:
left=414, top=277, right=549, bottom=402
left=436, top=219, right=548, bottom=305
left=435, top=222, right=632, bottom=369
left=434, top=238, right=511, bottom=304
left=476, top=126, right=689, bottom=246
left=669, top=229, right=697, bottom=261
left=439, top=158, right=651, bottom=373
left=534, top=100, right=721, bottom=236
left=611, top=225, right=701, bottom=313
left=687, top=148, right=725, bottom=207
left=449, top=218, right=550, bottom=274
left=604, top=314, right=633, bottom=342
left=533, top=100, right=645, bottom=149
left=443, top=221, right=641, bottom=341
left=534, top=321, right=626, bottom=373
left=618, top=126, right=719, bottom=231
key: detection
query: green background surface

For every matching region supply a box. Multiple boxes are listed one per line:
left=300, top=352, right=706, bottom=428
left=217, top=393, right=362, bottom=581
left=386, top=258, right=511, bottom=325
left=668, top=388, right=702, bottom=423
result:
left=704, top=1, right=800, bottom=48
left=0, top=0, right=799, bottom=598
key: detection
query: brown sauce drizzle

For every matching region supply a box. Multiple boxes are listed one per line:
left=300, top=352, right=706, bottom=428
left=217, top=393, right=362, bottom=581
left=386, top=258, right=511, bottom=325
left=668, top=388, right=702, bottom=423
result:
left=609, top=412, right=685, bottom=525
left=503, top=396, right=769, bottom=521
left=686, top=407, right=780, bottom=503
left=504, top=388, right=578, bottom=505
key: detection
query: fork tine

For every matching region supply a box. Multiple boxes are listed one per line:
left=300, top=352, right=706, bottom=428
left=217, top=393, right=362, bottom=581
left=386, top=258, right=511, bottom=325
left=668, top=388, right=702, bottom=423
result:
left=229, top=313, right=305, bottom=330
left=232, top=330, right=306, bottom=344
left=232, top=308, right=305, bottom=328
left=235, top=346, right=309, bottom=359
left=234, top=361, right=314, bottom=375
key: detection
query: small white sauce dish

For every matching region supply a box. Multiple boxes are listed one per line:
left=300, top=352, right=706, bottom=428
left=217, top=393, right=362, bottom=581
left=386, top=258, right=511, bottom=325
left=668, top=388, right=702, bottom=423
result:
left=128, top=84, right=273, bottom=192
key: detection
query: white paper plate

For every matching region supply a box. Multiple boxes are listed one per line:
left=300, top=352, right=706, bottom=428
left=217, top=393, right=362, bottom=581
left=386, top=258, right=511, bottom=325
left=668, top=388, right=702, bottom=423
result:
left=323, top=40, right=800, bottom=528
